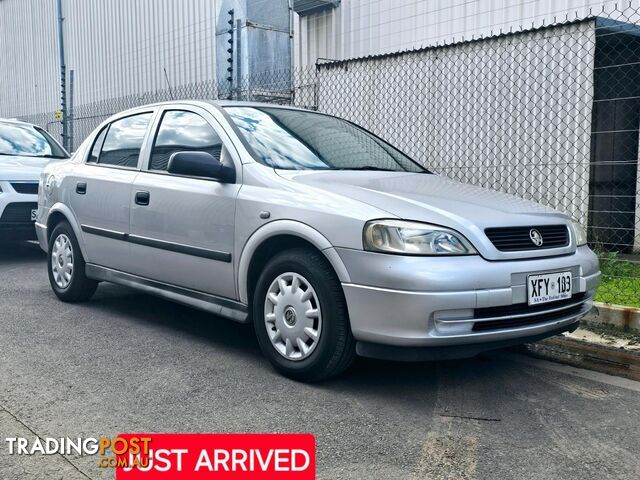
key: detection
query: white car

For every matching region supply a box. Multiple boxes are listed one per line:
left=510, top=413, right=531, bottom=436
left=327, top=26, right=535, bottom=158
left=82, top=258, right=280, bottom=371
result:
left=0, top=119, right=68, bottom=242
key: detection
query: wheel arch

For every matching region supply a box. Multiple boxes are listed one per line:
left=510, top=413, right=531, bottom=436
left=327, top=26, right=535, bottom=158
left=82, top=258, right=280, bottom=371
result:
left=46, top=203, right=88, bottom=261
left=237, top=220, right=351, bottom=304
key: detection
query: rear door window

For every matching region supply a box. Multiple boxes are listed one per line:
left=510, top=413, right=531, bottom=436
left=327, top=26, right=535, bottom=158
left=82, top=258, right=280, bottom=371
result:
left=95, top=113, right=153, bottom=168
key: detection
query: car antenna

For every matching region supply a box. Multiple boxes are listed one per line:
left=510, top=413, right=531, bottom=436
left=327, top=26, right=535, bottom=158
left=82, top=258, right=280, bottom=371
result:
left=163, top=67, right=174, bottom=100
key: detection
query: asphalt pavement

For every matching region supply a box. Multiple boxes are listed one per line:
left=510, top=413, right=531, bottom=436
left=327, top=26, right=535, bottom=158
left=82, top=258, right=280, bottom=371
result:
left=1, top=241, right=639, bottom=479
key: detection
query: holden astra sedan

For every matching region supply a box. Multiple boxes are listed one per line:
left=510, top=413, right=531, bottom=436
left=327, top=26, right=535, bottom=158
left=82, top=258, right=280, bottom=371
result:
left=36, top=101, right=600, bottom=381
left=0, top=119, right=68, bottom=242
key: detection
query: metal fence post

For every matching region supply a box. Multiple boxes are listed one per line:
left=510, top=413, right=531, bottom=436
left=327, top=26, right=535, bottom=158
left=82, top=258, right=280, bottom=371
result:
left=68, top=69, right=74, bottom=152
left=226, top=9, right=234, bottom=100
left=56, top=0, right=68, bottom=151
left=235, top=18, right=242, bottom=100
left=288, top=0, right=295, bottom=101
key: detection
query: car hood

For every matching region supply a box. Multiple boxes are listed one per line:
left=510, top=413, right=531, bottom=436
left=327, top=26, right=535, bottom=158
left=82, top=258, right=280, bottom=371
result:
left=0, top=155, right=53, bottom=181
left=276, top=170, right=572, bottom=259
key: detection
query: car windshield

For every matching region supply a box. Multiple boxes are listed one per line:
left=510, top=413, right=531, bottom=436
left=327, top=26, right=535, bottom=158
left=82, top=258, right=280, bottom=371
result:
left=225, top=106, right=428, bottom=173
left=0, top=122, right=68, bottom=159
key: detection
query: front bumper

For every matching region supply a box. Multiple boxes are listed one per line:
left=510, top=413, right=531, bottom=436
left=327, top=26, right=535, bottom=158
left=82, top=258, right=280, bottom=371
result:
left=355, top=323, right=580, bottom=361
left=0, top=181, right=38, bottom=241
left=337, top=246, right=600, bottom=356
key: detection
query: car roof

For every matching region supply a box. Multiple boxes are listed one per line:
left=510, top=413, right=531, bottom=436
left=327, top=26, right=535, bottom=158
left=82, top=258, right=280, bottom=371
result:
left=109, top=99, right=313, bottom=116
left=210, top=100, right=309, bottom=111
left=0, top=117, right=37, bottom=127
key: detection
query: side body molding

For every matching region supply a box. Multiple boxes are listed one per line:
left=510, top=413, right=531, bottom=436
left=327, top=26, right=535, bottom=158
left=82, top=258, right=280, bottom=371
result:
left=236, top=220, right=352, bottom=304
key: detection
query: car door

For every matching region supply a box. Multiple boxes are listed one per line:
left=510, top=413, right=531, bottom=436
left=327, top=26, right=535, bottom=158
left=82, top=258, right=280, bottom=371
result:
left=69, top=111, right=155, bottom=272
left=128, top=106, right=241, bottom=299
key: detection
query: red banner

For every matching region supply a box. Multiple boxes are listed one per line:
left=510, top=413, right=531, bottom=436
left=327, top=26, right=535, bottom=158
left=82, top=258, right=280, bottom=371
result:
left=114, top=433, right=315, bottom=480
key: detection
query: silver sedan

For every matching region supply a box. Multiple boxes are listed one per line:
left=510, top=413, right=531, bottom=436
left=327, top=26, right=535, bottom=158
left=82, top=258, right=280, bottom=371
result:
left=36, top=101, right=600, bottom=381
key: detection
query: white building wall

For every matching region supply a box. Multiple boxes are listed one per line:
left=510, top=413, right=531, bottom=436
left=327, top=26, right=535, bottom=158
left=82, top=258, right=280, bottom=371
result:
left=295, top=0, right=620, bottom=66
left=0, top=0, right=59, bottom=118
left=312, top=21, right=596, bottom=220
left=0, top=0, right=217, bottom=117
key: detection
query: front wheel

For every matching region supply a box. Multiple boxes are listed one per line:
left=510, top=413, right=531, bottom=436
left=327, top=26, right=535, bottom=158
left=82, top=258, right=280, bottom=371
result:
left=253, top=248, right=355, bottom=382
left=48, top=221, right=98, bottom=302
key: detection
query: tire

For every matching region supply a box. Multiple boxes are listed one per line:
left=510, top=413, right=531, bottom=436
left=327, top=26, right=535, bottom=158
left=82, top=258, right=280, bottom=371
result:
left=253, top=248, right=356, bottom=382
left=47, top=221, right=98, bottom=302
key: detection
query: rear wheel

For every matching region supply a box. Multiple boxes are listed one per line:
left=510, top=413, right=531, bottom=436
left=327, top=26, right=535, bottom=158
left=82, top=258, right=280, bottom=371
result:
left=253, top=248, right=355, bottom=382
left=48, top=221, right=97, bottom=302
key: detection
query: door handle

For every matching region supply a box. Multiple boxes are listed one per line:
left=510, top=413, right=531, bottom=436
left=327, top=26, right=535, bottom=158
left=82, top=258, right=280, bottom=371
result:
left=76, top=182, right=87, bottom=195
left=135, top=191, right=150, bottom=206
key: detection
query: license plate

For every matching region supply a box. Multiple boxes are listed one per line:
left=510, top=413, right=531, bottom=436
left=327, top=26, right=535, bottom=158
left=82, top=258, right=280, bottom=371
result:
left=527, top=271, right=572, bottom=305
left=30, top=209, right=37, bottom=222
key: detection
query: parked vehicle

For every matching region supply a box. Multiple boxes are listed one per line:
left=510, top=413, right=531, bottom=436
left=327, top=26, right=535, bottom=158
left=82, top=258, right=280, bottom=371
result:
left=36, top=101, right=601, bottom=381
left=0, top=119, right=68, bottom=242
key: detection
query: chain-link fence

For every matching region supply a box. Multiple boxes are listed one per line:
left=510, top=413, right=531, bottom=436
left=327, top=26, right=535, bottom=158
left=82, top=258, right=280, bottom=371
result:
left=15, top=3, right=640, bottom=308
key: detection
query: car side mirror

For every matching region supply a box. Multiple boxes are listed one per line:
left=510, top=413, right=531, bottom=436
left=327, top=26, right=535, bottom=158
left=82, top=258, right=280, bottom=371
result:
left=168, top=151, right=235, bottom=183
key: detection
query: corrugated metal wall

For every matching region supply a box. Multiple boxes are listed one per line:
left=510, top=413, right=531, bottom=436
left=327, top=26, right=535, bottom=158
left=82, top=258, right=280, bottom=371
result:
left=0, top=0, right=59, bottom=118
left=295, top=0, right=621, bottom=66
left=0, top=0, right=217, bottom=117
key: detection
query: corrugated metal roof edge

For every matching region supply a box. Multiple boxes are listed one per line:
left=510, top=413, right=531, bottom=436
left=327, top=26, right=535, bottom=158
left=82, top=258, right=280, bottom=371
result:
left=315, top=16, right=597, bottom=69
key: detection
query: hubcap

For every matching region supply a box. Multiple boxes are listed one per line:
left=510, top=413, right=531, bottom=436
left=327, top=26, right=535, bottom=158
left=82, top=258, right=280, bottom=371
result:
left=284, top=307, right=297, bottom=326
left=51, top=233, right=74, bottom=289
left=264, top=272, right=322, bottom=361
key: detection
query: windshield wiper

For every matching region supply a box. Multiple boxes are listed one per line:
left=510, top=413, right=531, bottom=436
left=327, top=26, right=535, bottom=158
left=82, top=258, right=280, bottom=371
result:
left=0, top=153, right=67, bottom=159
left=333, top=166, right=399, bottom=172
left=333, top=166, right=431, bottom=173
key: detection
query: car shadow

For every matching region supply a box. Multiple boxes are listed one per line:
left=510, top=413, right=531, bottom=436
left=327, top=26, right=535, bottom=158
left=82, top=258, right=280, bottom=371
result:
left=3, top=241, right=511, bottom=392
left=85, top=281, right=507, bottom=394
left=0, top=240, right=46, bottom=263
left=88, top=282, right=263, bottom=358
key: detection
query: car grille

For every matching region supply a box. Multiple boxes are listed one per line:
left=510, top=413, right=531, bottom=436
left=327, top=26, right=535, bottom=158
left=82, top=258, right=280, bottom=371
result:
left=485, top=225, right=569, bottom=251
left=0, top=202, right=38, bottom=224
left=472, top=292, right=587, bottom=332
left=10, top=182, right=39, bottom=194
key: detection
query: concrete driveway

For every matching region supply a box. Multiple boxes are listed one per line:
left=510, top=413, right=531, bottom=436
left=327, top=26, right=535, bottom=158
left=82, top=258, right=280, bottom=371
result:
left=1, top=242, right=639, bottom=480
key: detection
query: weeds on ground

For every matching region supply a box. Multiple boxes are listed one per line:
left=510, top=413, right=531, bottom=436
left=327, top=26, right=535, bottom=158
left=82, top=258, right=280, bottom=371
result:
left=594, top=251, right=640, bottom=308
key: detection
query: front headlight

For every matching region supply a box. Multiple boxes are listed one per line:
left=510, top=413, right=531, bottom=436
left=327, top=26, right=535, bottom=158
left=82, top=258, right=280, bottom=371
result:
left=363, top=219, right=477, bottom=255
left=571, top=220, right=588, bottom=246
